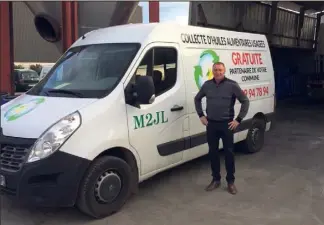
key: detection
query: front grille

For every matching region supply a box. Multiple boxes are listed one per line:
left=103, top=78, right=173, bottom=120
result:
left=0, top=128, right=37, bottom=173
left=0, top=144, right=31, bottom=172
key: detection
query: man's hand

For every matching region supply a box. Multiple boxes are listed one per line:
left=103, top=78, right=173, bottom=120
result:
left=200, top=116, right=208, bottom=126
left=228, top=120, right=240, bottom=130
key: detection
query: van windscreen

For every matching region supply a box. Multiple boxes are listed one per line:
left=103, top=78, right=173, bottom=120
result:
left=28, top=43, right=140, bottom=98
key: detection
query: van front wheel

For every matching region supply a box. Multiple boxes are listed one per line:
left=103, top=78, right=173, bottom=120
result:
left=76, top=156, right=133, bottom=219
left=240, top=119, right=266, bottom=153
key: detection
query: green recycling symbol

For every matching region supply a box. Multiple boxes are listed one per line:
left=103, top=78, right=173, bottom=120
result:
left=194, top=49, right=220, bottom=89
left=4, top=97, right=45, bottom=121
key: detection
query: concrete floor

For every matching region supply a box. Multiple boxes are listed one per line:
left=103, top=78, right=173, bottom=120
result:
left=2, top=99, right=324, bottom=225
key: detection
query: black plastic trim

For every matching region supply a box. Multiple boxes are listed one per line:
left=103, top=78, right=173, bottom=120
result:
left=0, top=128, right=91, bottom=207
left=0, top=150, right=90, bottom=207
left=157, top=112, right=275, bottom=156
left=0, top=127, right=37, bottom=146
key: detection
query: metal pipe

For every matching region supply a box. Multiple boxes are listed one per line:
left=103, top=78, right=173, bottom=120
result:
left=61, top=1, right=78, bottom=52
left=149, top=1, right=159, bottom=23
left=62, top=2, right=72, bottom=52
left=72, top=1, right=78, bottom=41
left=0, top=1, right=14, bottom=94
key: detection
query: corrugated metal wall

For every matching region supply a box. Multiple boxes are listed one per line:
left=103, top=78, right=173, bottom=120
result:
left=190, top=1, right=317, bottom=49
left=271, top=8, right=316, bottom=48
left=189, top=1, right=319, bottom=100
left=13, top=2, right=143, bottom=63
left=13, top=2, right=61, bottom=63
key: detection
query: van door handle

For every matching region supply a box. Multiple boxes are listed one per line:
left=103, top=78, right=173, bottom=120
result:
left=171, top=105, right=184, bottom=112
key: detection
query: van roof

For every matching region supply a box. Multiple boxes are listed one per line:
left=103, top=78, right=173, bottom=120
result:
left=71, top=23, right=269, bottom=50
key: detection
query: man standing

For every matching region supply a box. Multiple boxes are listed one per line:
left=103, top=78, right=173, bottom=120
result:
left=194, top=62, right=250, bottom=195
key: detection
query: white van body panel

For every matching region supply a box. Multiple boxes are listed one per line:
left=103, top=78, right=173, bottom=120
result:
left=59, top=84, right=142, bottom=166
left=124, top=42, right=187, bottom=176
left=0, top=94, right=97, bottom=138
left=0, top=23, right=275, bottom=184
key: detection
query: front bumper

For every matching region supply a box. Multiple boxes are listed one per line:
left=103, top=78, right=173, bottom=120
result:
left=0, top=134, right=90, bottom=207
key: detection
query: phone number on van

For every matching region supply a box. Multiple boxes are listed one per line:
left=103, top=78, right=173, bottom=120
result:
left=243, top=86, right=269, bottom=98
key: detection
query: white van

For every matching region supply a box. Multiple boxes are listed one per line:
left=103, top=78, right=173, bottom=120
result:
left=0, top=23, right=275, bottom=218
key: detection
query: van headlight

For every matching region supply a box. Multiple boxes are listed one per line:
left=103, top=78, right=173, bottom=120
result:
left=27, top=111, right=81, bottom=163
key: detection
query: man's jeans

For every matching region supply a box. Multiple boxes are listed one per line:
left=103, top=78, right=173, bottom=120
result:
left=206, top=120, right=235, bottom=184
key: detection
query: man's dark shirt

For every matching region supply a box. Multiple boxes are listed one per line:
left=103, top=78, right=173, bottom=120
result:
left=194, top=77, right=250, bottom=123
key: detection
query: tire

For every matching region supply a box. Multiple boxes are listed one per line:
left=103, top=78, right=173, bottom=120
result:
left=76, top=156, right=133, bottom=219
left=240, top=119, right=266, bottom=153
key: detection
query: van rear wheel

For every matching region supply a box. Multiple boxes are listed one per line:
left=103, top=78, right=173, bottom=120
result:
left=240, top=119, right=266, bottom=153
left=76, top=156, right=133, bottom=219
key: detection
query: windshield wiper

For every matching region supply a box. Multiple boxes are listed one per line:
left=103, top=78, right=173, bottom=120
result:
left=46, top=89, right=84, bottom=98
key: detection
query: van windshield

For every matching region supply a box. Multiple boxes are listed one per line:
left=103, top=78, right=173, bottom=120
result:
left=28, top=43, right=140, bottom=98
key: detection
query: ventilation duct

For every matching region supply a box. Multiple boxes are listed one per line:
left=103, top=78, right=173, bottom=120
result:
left=24, top=1, right=139, bottom=53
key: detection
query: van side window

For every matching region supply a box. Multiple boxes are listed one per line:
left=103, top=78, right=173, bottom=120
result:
left=134, top=47, right=177, bottom=97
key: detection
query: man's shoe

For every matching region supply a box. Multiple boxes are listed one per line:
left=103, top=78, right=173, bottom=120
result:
left=205, top=180, right=221, bottom=191
left=227, top=183, right=237, bottom=195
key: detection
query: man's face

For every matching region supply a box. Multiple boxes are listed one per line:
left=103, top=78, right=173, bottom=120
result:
left=212, top=63, right=225, bottom=80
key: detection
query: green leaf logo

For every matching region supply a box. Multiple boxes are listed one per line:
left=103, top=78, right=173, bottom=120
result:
left=193, top=49, right=220, bottom=89
left=4, top=97, right=45, bottom=121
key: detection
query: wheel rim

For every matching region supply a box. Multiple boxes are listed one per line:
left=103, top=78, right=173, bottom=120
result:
left=251, top=127, right=263, bottom=149
left=94, top=171, right=122, bottom=204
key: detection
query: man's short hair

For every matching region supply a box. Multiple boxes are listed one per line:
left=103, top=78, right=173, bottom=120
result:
left=213, top=62, right=225, bottom=68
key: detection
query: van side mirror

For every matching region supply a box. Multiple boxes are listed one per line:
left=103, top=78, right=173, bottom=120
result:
left=135, top=75, right=155, bottom=104
left=125, top=75, right=155, bottom=106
